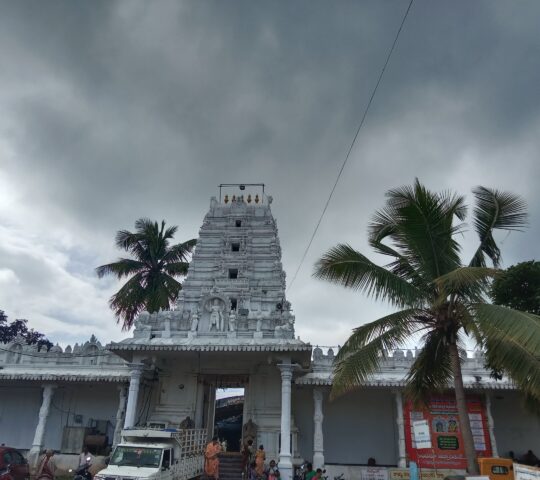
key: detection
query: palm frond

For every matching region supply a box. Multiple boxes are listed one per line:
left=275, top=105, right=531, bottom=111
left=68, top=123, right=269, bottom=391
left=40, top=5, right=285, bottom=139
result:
left=331, top=314, right=419, bottom=398
left=404, top=329, right=454, bottom=405
left=314, top=244, right=426, bottom=308
left=115, top=229, right=139, bottom=251
left=96, top=258, right=147, bottom=279
left=130, top=219, right=162, bottom=261
left=115, top=229, right=149, bottom=261
left=369, top=179, right=463, bottom=284
left=470, top=187, right=528, bottom=267
left=433, top=267, right=499, bottom=301
left=161, top=239, right=197, bottom=264
left=163, top=224, right=179, bottom=241
left=336, top=308, right=426, bottom=359
left=145, top=272, right=182, bottom=312
left=473, top=303, right=540, bottom=400
left=472, top=303, right=540, bottom=354
left=163, top=262, right=190, bottom=276
left=368, top=237, right=430, bottom=293
left=438, top=189, right=468, bottom=222
left=483, top=336, right=540, bottom=403
left=134, top=217, right=157, bottom=234
left=454, top=302, right=482, bottom=340
left=109, top=273, right=147, bottom=329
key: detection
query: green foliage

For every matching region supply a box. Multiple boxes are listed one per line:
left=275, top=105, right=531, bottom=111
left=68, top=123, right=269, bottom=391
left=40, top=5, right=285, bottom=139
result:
left=0, top=310, right=53, bottom=351
left=314, top=179, right=538, bottom=473
left=470, top=187, right=527, bottom=268
left=96, top=218, right=196, bottom=329
left=491, top=260, right=540, bottom=315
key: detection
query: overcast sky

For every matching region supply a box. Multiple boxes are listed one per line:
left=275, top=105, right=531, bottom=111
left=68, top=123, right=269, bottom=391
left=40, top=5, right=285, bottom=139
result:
left=0, top=1, right=539, bottom=349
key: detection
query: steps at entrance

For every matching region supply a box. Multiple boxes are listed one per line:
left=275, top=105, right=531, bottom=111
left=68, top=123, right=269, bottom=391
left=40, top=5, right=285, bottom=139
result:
left=202, top=452, right=244, bottom=480
left=219, top=453, right=243, bottom=480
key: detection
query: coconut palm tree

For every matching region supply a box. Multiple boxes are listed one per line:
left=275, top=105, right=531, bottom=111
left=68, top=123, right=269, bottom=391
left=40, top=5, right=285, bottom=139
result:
left=314, top=180, right=540, bottom=474
left=97, top=218, right=196, bottom=329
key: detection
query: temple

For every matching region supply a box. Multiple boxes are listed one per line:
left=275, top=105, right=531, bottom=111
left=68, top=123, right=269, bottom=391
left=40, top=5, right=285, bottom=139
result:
left=1, top=185, right=539, bottom=479
left=108, top=186, right=310, bottom=480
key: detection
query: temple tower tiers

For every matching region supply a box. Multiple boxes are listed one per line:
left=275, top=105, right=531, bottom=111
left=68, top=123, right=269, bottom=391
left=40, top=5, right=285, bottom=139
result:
left=131, top=189, right=297, bottom=342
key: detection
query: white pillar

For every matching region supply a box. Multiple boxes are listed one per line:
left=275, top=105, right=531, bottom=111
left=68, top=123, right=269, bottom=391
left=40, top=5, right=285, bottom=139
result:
left=195, top=380, right=205, bottom=429
left=394, top=390, right=407, bottom=468
left=485, top=393, right=499, bottom=457
left=206, top=386, right=216, bottom=441
left=113, top=386, right=128, bottom=446
left=278, top=363, right=294, bottom=480
left=124, top=363, right=144, bottom=428
left=28, top=384, right=56, bottom=466
left=313, top=388, right=325, bottom=469
left=242, top=379, right=251, bottom=421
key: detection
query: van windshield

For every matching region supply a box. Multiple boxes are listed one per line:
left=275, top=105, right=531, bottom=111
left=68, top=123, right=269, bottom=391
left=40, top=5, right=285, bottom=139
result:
left=110, top=447, right=163, bottom=468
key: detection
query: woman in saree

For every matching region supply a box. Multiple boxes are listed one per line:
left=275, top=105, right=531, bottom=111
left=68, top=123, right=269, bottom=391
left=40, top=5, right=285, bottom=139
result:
left=255, top=445, right=265, bottom=477
left=205, top=436, right=222, bottom=480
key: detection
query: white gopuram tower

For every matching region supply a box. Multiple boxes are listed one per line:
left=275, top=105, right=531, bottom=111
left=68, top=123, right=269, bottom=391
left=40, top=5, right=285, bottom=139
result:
left=177, top=184, right=294, bottom=339
left=110, top=185, right=311, bottom=480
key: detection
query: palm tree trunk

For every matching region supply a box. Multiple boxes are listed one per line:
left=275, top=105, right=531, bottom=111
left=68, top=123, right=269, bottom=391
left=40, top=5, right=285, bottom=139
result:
left=449, top=342, right=479, bottom=474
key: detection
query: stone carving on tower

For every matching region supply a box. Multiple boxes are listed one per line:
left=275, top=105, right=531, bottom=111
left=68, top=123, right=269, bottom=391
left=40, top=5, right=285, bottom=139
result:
left=130, top=185, right=298, bottom=344
left=206, top=297, right=226, bottom=331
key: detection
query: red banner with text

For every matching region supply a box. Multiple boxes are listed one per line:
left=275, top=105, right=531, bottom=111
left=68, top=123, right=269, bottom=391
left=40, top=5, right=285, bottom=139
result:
left=404, top=395, right=492, bottom=469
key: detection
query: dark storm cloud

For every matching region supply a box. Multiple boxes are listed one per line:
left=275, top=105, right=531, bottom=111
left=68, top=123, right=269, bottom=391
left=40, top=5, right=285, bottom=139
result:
left=0, top=0, right=539, bottom=346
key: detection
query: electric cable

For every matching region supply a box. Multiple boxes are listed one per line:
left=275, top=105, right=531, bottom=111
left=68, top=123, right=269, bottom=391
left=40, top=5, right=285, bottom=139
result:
left=287, top=0, right=414, bottom=292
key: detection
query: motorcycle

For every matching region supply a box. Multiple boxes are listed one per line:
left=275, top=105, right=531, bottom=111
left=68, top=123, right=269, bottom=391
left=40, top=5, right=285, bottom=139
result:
left=322, top=471, right=344, bottom=480
left=294, top=462, right=310, bottom=480
left=69, top=457, right=92, bottom=480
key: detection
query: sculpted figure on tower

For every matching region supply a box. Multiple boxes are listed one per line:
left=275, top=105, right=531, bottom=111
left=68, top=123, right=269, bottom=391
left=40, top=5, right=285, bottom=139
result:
left=207, top=298, right=225, bottom=331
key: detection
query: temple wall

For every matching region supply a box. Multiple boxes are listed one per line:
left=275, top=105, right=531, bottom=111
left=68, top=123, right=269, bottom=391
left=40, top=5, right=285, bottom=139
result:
left=248, top=366, right=283, bottom=463
left=0, top=383, right=120, bottom=452
left=150, top=368, right=199, bottom=425
left=0, top=384, right=42, bottom=450
left=293, top=387, right=398, bottom=466
left=43, top=384, right=120, bottom=451
left=292, top=387, right=540, bottom=467
left=325, top=388, right=398, bottom=465
left=292, top=387, right=314, bottom=461
left=491, top=391, right=540, bottom=457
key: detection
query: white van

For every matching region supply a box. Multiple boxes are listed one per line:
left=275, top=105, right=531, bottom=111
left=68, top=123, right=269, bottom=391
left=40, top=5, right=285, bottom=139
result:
left=94, top=429, right=207, bottom=480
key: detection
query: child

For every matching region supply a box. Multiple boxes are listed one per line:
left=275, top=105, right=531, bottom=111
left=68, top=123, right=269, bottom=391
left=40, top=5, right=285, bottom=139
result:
left=267, top=460, right=280, bottom=480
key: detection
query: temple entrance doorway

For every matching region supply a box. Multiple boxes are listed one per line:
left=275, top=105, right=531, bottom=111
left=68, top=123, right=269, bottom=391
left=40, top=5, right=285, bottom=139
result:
left=214, top=387, right=245, bottom=452
left=200, top=375, right=248, bottom=452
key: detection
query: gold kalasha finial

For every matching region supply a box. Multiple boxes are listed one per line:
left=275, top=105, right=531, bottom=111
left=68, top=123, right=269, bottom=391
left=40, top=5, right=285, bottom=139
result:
left=224, top=194, right=229, bottom=204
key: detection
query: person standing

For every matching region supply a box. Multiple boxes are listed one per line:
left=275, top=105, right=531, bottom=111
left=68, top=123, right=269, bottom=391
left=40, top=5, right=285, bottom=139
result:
left=36, top=450, right=56, bottom=480
left=305, top=464, right=316, bottom=480
left=205, top=436, right=222, bottom=480
left=79, top=446, right=93, bottom=467
left=266, top=460, right=280, bottom=480
left=255, top=445, right=266, bottom=477
left=242, top=439, right=255, bottom=477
